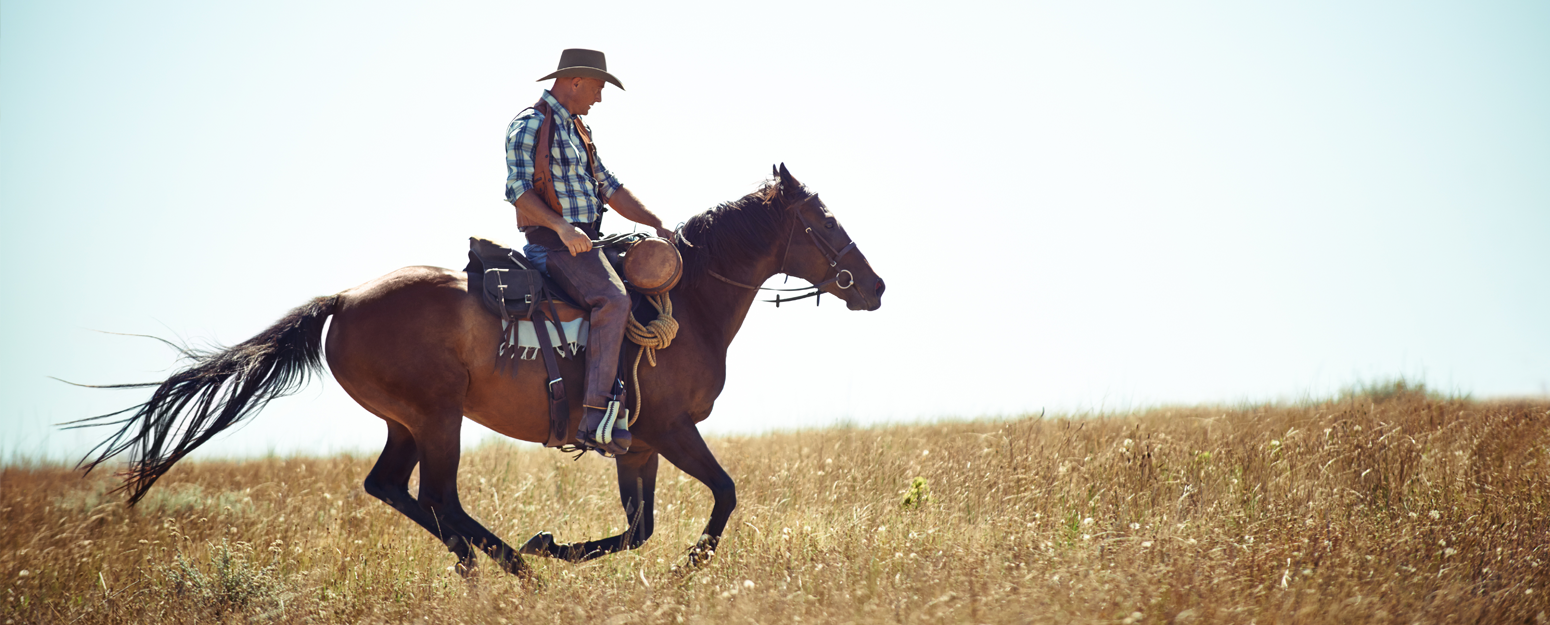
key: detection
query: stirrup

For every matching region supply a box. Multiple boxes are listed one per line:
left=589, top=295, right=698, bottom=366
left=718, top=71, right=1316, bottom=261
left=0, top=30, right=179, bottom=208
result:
left=579, top=401, right=630, bottom=456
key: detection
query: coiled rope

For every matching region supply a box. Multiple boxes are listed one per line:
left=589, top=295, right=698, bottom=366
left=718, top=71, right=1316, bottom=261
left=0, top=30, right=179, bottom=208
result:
left=623, top=293, right=677, bottom=426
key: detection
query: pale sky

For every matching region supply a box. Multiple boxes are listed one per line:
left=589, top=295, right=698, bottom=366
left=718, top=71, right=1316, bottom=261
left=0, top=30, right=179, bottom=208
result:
left=3, top=1, right=1547, bottom=462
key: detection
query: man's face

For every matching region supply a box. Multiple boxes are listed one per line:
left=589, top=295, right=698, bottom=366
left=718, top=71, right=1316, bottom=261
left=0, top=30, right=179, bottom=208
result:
left=571, top=77, right=605, bottom=115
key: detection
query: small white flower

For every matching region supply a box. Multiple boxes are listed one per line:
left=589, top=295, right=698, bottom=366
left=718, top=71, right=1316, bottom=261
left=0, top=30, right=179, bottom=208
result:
left=1444, top=548, right=1458, bottom=557
left=743, top=579, right=755, bottom=589
left=1429, top=510, right=1441, bottom=520
left=16, top=570, right=28, bottom=577
left=921, top=449, right=930, bottom=456
left=1083, top=517, right=1095, bottom=526
left=1129, top=523, right=1140, bottom=531
left=1141, top=541, right=1153, bottom=548
left=1081, top=534, right=1092, bottom=541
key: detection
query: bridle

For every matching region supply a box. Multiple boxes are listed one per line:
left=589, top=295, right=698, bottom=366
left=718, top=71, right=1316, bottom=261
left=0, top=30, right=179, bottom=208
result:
left=682, top=193, right=859, bottom=306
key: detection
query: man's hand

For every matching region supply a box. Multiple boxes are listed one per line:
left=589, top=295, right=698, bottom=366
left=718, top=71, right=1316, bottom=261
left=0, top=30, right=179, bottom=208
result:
left=559, top=226, right=593, bottom=256
left=654, top=226, right=674, bottom=240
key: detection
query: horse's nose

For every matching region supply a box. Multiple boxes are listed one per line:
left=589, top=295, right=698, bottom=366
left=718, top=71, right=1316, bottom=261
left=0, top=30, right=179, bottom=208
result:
left=875, top=278, right=886, bottom=297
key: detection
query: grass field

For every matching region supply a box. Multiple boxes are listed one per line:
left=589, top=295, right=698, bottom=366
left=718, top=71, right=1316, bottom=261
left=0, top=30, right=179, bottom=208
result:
left=3, top=385, right=1547, bottom=623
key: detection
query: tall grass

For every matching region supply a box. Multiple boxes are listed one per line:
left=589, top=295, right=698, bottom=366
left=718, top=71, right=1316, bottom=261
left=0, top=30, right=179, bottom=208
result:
left=2, top=393, right=1546, bottom=623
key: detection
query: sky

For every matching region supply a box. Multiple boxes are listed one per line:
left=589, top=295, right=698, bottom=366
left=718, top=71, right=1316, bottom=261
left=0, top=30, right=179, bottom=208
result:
left=2, top=1, right=1547, bottom=462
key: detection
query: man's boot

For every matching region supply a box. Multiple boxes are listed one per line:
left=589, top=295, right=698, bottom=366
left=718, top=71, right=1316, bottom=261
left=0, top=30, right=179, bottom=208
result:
left=577, top=399, right=631, bottom=456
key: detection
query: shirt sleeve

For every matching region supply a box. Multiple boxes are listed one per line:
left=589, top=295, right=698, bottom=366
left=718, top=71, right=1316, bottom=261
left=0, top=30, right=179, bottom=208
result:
left=504, top=112, right=542, bottom=203
left=584, top=122, right=623, bottom=202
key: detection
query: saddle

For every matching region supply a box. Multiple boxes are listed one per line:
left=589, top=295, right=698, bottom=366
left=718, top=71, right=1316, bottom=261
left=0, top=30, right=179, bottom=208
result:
left=463, top=235, right=682, bottom=448
left=464, top=237, right=581, bottom=447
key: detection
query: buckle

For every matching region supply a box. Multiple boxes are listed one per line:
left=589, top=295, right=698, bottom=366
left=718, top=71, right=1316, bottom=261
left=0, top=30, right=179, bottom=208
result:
left=547, top=378, right=565, bottom=402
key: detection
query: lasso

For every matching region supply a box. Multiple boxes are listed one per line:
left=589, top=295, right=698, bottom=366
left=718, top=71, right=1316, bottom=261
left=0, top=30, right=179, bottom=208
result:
left=623, top=293, right=676, bottom=426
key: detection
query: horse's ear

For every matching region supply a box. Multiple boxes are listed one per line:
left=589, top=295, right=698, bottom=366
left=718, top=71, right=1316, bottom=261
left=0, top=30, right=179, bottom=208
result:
left=772, top=164, right=780, bottom=180
left=777, top=163, right=800, bottom=196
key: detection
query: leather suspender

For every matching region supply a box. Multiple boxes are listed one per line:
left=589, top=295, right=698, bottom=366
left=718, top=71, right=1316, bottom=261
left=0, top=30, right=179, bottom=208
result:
left=522, top=99, right=603, bottom=228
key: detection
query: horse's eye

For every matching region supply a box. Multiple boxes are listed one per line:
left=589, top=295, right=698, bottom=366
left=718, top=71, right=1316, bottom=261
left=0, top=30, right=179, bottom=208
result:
left=824, top=218, right=836, bottom=229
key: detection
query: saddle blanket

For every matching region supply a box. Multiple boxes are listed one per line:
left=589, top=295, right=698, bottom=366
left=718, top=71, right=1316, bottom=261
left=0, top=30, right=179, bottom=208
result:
left=499, top=317, right=590, bottom=360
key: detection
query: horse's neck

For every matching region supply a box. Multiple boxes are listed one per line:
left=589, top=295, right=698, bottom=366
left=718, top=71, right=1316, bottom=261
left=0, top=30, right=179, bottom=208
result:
left=679, top=242, right=784, bottom=350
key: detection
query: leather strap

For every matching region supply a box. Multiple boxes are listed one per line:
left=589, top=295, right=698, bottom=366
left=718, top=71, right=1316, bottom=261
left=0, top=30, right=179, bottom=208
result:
left=542, top=289, right=572, bottom=355
left=529, top=305, right=571, bottom=447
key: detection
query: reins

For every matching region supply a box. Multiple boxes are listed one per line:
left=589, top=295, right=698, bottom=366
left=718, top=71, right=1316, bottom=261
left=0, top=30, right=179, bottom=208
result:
left=681, top=193, right=858, bottom=306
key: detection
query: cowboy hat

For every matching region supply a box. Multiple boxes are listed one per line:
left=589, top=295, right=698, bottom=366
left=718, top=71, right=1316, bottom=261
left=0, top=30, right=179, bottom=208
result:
left=536, top=48, right=624, bottom=90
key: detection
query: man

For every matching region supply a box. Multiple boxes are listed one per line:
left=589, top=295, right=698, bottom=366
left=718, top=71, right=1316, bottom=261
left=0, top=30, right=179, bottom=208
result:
left=505, top=48, right=671, bottom=456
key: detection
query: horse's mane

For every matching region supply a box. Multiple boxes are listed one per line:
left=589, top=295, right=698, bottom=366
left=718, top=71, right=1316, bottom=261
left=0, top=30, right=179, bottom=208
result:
left=677, top=179, right=799, bottom=287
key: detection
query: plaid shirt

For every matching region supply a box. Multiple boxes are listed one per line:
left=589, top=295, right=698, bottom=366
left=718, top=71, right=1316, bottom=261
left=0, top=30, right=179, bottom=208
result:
left=505, top=90, right=622, bottom=224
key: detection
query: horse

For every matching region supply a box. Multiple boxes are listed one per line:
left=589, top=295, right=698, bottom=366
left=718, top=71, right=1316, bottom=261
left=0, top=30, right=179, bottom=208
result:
left=68, top=164, right=885, bottom=576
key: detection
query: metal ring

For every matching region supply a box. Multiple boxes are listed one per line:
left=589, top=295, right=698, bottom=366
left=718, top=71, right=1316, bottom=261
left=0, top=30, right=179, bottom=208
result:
left=835, top=269, right=854, bottom=290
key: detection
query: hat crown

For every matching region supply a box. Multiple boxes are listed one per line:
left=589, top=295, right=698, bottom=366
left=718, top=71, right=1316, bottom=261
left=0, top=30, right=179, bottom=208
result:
left=556, top=48, right=607, bottom=72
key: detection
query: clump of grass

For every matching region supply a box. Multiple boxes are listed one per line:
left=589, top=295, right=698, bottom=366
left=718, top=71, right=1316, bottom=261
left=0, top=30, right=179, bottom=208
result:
left=899, top=477, right=930, bottom=509
left=162, top=539, right=284, bottom=617
left=1338, top=375, right=1460, bottom=403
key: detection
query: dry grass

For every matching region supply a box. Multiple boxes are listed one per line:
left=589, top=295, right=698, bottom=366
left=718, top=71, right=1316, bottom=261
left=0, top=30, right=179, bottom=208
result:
left=3, top=389, right=1548, bottom=623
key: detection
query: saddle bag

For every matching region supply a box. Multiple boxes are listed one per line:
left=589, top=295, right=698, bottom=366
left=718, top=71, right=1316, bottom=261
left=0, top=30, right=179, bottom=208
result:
left=466, top=237, right=551, bottom=320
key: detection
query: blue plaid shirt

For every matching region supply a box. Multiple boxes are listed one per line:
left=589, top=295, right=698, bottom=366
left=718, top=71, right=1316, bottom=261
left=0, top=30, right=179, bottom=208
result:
left=505, top=90, right=622, bottom=224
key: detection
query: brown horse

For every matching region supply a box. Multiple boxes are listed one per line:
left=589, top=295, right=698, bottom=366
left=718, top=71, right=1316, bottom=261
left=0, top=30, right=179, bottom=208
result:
left=70, top=164, right=884, bottom=576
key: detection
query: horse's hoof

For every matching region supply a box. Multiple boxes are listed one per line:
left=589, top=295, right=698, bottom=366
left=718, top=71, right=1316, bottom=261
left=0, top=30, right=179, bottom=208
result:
left=679, top=534, right=719, bottom=570
left=520, top=531, right=556, bottom=556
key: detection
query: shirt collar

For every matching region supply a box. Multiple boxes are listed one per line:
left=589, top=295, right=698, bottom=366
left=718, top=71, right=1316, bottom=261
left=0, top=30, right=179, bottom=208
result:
left=540, top=90, right=575, bottom=123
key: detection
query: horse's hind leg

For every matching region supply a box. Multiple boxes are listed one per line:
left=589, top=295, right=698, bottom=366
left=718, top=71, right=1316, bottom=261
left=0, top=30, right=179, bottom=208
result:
left=362, top=420, right=476, bottom=570
left=412, top=416, right=529, bottom=576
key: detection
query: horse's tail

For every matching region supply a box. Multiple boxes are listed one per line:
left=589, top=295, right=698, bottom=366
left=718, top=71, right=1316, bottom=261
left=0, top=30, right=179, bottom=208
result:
left=64, top=295, right=340, bottom=505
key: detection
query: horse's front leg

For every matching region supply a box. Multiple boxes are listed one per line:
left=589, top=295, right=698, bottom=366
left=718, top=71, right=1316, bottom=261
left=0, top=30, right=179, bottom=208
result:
left=652, top=424, right=735, bottom=568
left=521, top=448, right=659, bottom=562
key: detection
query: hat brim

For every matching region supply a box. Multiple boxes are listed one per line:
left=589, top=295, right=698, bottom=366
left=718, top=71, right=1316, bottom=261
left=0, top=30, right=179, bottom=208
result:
left=537, top=67, right=624, bottom=91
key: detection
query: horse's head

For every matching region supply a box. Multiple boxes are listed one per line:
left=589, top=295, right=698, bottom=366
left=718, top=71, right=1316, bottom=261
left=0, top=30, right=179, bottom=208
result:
left=770, top=164, right=885, bottom=311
